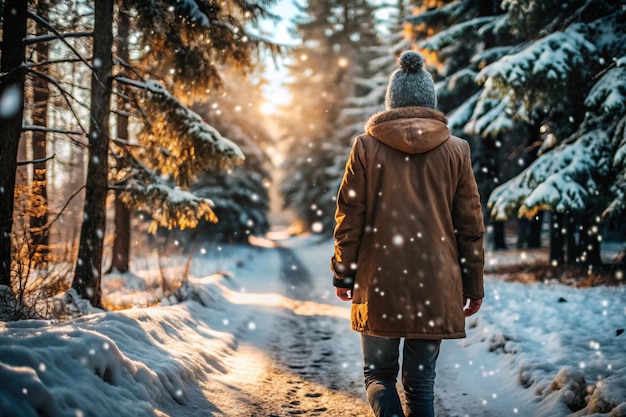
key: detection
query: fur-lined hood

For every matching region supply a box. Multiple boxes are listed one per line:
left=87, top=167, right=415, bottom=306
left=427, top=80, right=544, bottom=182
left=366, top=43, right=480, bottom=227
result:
left=364, top=106, right=450, bottom=154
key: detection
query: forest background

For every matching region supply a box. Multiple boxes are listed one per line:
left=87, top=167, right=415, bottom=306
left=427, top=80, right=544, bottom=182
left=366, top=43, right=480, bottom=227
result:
left=0, top=0, right=625, bottom=320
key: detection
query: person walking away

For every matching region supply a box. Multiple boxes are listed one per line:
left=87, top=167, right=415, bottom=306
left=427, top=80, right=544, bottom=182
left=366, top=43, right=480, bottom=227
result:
left=331, top=50, right=485, bottom=417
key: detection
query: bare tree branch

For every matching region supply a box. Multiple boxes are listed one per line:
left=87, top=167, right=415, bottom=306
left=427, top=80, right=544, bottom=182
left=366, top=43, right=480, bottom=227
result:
left=23, top=125, right=84, bottom=135
left=31, top=185, right=86, bottom=240
left=24, top=58, right=85, bottom=69
left=25, top=68, right=90, bottom=136
left=16, top=154, right=56, bottom=166
left=26, top=10, right=93, bottom=72
left=24, top=31, right=93, bottom=46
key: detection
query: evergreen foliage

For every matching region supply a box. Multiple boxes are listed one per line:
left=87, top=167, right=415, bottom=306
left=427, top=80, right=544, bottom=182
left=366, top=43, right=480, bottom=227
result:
left=410, top=0, right=626, bottom=260
left=189, top=70, right=273, bottom=243
left=279, top=0, right=385, bottom=235
left=481, top=4, right=626, bottom=223
left=1, top=0, right=279, bottom=309
left=114, top=0, right=278, bottom=233
left=0, top=0, right=28, bottom=286
left=130, top=0, right=280, bottom=100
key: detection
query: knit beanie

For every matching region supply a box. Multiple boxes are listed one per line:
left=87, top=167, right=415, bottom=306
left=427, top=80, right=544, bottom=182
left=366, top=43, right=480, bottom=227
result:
left=385, top=51, right=437, bottom=110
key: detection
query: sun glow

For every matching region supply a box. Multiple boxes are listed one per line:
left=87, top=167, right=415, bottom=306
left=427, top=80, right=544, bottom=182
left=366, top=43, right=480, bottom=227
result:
left=260, top=101, right=275, bottom=115
left=260, top=87, right=292, bottom=114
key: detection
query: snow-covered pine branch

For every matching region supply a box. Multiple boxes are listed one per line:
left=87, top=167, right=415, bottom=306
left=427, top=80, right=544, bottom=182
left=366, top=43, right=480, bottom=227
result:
left=435, top=68, right=480, bottom=115
left=115, top=77, right=245, bottom=186
left=111, top=148, right=222, bottom=235
left=585, top=64, right=626, bottom=116
left=470, top=46, right=514, bottom=69
left=448, top=91, right=480, bottom=135
left=475, top=14, right=513, bottom=43
left=465, top=93, right=519, bottom=138
left=22, top=125, right=84, bottom=136
left=475, top=24, right=596, bottom=112
left=121, top=180, right=217, bottom=234
left=145, top=79, right=243, bottom=162
left=605, top=114, right=626, bottom=219
left=23, top=31, right=93, bottom=45
left=488, top=119, right=613, bottom=221
left=419, top=16, right=498, bottom=53
left=403, top=0, right=474, bottom=27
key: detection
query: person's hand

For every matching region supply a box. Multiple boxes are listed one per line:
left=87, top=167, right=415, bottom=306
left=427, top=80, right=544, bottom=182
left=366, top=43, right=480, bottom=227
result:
left=336, top=287, right=352, bottom=301
left=463, top=297, right=482, bottom=316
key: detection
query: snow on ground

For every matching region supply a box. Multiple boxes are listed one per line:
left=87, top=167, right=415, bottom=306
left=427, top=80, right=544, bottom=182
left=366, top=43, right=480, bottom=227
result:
left=0, top=233, right=625, bottom=417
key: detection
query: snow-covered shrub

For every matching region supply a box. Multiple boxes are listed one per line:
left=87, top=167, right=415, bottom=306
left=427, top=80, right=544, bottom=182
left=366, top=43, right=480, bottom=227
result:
left=0, top=285, right=15, bottom=321
left=548, top=367, right=588, bottom=412
left=488, top=332, right=519, bottom=354
left=586, top=378, right=623, bottom=414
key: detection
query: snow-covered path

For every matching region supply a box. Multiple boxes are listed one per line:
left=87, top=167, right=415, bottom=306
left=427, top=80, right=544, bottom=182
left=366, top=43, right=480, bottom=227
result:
left=189, top=241, right=374, bottom=416
left=1, top=234, right=624, bottom=417
left=200, top=236, right=524, bottom=417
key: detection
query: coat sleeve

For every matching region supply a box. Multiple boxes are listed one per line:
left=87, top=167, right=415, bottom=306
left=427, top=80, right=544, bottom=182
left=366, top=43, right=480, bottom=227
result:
left=452, top=141, right=485, bottom=300
left=331, top=137, right=367, bottom=289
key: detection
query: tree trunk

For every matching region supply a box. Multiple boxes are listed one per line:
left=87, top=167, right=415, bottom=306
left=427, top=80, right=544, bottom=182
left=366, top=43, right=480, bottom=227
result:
left=566, top=214, right=578, bottom=266
left=0, top=0, right=28, bottom=286
left=111, top=196, right=131, bottom=273
left=72, top=0, right=113, bottom=307
left=549, top=212, right=564, bottom=266
left=516, top=218, right=528, bottom=249
left=479, top=0, right=495, bottom=16
left=580, top=215, right=602, bottom=267
left=31, top=0, right=51, bottom=267
left=110, top=3, right=131, bottom=273
left=493, top=220, right=507, bottom=250
left=527, top=211, right=543, bottom=248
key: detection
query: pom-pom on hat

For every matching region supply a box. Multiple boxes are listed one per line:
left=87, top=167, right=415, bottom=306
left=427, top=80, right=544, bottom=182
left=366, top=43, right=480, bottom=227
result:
left=385, top=51, right=437, bottom=110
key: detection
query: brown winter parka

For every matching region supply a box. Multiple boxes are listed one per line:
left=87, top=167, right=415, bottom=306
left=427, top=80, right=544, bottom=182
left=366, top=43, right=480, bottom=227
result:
left=331, top=106, right=485, bottom=339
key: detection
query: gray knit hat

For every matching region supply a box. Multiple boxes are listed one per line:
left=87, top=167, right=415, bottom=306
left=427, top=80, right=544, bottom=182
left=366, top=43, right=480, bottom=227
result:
left=385, top=51, right=437, bottom=110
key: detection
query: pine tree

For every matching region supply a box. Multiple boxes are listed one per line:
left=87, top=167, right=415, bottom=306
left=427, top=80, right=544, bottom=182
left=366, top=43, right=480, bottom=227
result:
left=404, top=0, right=522, bottom=250
left=1, top=0, right=279, bottom=308
left=482, top=1, right=626, bottom=265
left=406, top=0, right=626, bottom=264
left=29, top=0, right=52, bottom=268
left=109, top=0, right=279, bottom=270
left=0, top=0, right=28, bottom=291
left=72, top=0, right=114, bottom=307
left=280, top=0, right=382, bottom=235
left=188, top=68, right=273, bottom=243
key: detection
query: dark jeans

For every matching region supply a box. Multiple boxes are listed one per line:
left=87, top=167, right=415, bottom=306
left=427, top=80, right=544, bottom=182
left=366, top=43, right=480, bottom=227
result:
left=361, top=334, right=441, bottom=417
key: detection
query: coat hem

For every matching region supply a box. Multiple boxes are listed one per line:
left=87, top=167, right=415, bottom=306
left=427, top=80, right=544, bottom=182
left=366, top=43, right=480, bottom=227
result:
left=353, top=326, right=466, bottom=340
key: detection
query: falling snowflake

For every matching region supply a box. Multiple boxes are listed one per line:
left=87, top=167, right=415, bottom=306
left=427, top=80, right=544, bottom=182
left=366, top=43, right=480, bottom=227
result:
left=311, top=222, right=323, bottom=233
left=0, top=84, right=22, bottom=117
